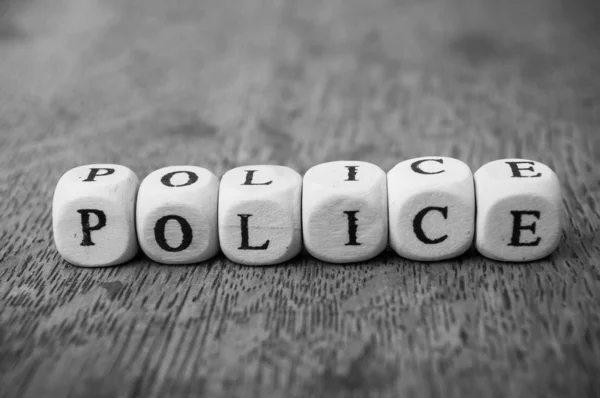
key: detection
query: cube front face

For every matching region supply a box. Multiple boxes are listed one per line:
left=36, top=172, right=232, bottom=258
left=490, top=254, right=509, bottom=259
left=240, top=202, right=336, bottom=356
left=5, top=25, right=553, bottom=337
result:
left=302, top=161, right=388, bottom=263
left=388, top=157, right=475, bottom=261
left=52, top=164, right=139, bottom=267
left=475, top=159, right=563, bottom=262
left=218, top=165, right=302, bottom=266
left=136, top=166, right=219, bottom=264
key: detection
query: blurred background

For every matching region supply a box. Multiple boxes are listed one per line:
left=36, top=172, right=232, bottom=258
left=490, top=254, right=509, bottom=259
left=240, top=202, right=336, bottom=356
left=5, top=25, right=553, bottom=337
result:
left=1, top=0, right=599, bottom=176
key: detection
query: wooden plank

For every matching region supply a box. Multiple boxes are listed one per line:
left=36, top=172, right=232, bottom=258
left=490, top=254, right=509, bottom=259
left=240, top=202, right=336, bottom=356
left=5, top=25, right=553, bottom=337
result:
left=0, top=0, right=599, bottom=396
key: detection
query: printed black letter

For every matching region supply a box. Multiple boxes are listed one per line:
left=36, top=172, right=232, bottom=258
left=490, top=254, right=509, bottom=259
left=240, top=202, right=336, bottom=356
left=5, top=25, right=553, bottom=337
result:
left=242, top=170, right=272, bottom=185
left=344, top=211, right=361, bottom=246
left=345, top=166, right=359, bottom=181
left=238, top=214, right=270, bottom=250
left=505, top=161, right=541, bottom=178
left=154, top=215, right=193, bottom=252
left=508, top=211, right=541, bottom=246
left=413, top=206, right=449, bottom=244
left=160, top=171, right=198, bottom=187
left=82, top=168, right=115, bottom=182
left=78, top=209, right=107, bottom=246
left=411, top=159, right=444, bottom=175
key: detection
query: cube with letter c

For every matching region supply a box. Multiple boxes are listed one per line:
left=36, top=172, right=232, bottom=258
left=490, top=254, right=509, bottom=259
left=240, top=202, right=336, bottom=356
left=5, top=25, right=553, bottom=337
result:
left=388, top=157, right=475, bottom=261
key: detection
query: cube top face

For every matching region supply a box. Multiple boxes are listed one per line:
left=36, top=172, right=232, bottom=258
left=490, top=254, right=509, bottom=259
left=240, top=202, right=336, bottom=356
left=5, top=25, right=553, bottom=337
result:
left=219, top=165, right=302, bottom=266
left=303, top=161, right=388, bottom=263
left=220, top=165, right=303, bottom=202
left=303, top=161, right=386, bottom=196
left=136, top=166, right=219, bottom=264
left=474, top=159, right=560, bottom=192
left=52, top=164, right=139, bottom=267
left=139, top=166, right=218, bottom=201
left=475, top=159, right=562, bottom=262
left=54, top=164, right=139, bottom=198
left=387, top=157, right=472, bottom=193
left=387, top=157, right=475, bottom=261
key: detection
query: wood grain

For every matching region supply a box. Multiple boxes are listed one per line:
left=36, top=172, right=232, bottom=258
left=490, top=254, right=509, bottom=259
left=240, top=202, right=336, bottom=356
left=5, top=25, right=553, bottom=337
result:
left=1, top=0, right=599, bottom=397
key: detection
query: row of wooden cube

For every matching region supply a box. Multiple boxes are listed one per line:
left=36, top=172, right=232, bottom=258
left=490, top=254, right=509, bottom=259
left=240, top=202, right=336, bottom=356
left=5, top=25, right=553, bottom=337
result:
left=52, top=158, right=563, bottom=267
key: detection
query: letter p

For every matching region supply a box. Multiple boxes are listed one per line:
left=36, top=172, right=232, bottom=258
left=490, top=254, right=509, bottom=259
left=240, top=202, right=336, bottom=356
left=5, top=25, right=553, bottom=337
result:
left=77, top=209, right=107, bottom=246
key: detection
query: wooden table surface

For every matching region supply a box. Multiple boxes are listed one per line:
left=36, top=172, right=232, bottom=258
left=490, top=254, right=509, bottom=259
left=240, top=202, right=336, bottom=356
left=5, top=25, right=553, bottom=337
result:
left=1, top=0, right=599, bottom=397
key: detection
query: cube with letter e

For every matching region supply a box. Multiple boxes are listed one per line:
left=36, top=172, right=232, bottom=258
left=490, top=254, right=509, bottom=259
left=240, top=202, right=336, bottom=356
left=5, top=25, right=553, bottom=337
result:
left=474, top=159, right=562, bottom=262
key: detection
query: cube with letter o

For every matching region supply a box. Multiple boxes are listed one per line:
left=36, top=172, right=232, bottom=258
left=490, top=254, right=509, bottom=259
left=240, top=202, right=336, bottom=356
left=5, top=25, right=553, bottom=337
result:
left=136, top=166, right=219, bottom=264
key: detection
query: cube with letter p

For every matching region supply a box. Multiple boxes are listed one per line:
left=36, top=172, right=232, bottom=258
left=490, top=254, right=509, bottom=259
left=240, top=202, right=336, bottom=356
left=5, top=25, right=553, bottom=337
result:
left=52, top=164, right=139, bottom=267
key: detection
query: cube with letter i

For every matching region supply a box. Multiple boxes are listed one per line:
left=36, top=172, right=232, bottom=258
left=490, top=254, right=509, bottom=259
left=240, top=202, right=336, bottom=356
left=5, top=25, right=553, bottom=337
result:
left=218, top=165, right=302, bottom=265
left=52, top=164, right=139, bottom=267
left=136, top=166, right=220, bottom=264
left=302, top=161, right=388, bottom=263
left=474, top=159, right=563, bottom=262
left=387, top=157, right=475, bottom=261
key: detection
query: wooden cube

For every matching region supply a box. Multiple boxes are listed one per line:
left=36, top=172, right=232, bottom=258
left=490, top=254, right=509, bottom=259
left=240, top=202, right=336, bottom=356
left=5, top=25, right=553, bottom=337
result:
left=52, top=164, right=139, bottom=267
left=303, top=161, right=388, bottom=263
left=387, top=157, right=475, bottom=261
left=474, top=159, right=563, bottom=262
left=136, top=166, right=219, bottom=264
left=218, top=165, right=302, bottom=265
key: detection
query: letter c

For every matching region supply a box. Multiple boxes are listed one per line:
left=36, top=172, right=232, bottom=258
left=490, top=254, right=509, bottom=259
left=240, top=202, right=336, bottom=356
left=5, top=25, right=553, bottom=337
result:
left=410, top=159, right=445, bottom=175
left=413, top=206, right=449, bottom=244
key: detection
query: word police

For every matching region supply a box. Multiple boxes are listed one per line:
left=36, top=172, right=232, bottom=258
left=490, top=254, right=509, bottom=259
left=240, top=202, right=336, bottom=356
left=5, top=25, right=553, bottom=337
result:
left=52, top=158, right=562, bottom=267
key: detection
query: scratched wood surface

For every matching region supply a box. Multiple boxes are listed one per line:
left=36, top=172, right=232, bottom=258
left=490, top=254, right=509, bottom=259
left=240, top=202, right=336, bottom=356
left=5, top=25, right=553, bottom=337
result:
left=1, top=0, right=599, bottom=397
